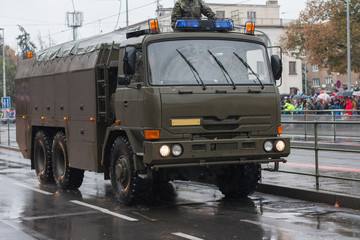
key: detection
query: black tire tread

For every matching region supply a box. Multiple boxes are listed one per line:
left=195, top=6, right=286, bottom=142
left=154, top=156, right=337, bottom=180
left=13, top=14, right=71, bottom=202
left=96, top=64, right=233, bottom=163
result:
left=52, top=131, right=84, bottom=190
left=217, top=163, right=261, bottom=198
left=110, top=136, right=147, bottom=205
left=33, top=130, right=54, bottom=184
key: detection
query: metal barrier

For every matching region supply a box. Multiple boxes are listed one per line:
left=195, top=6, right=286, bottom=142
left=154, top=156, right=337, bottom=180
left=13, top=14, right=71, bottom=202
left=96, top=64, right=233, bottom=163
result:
left=279, top=120, right=360, bottom=190
left=0, top=118, right=15, bottom=146
left=282, top=110, right=360, bottom=141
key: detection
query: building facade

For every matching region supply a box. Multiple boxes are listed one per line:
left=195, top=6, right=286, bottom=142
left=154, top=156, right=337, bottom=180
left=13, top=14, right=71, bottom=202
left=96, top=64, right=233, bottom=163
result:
left=305, top=62, right=360, bottom=93
left=120, top=0, right=302, bottom=94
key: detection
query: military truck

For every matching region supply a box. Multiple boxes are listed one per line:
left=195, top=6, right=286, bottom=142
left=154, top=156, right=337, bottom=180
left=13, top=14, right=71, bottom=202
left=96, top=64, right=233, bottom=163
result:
left=15, top=19, right=290, bottom=204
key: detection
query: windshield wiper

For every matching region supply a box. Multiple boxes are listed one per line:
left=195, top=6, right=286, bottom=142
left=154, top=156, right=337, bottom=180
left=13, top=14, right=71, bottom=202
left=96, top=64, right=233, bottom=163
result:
left=176, top=49, right=206, bottom=90
left=207, top=50, right=236, bottom=90
left=233, top=52, right=264, bottom=90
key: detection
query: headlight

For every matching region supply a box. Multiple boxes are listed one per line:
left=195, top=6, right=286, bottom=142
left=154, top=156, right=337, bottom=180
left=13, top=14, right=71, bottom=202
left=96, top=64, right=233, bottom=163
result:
left=264, top=141, right=273, bottom=152
left=275, top=140, right=286, bottom=152
left=172, top=144, right=183, bottom=157
left=159, top=145, right=171, bottom=157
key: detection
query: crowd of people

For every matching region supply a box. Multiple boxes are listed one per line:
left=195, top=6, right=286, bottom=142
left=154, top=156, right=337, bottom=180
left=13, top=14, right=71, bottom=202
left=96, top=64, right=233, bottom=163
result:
left=281, top=89, right=360, bottom=115
left=1, top=108, right=16, bottom=119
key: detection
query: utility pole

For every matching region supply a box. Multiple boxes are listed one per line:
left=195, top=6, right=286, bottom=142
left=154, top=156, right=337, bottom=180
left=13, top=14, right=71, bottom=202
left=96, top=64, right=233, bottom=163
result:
left=66, top=1, right=84, bottom=40
left=0, top=28, right=5, bottom=98
left=157, top=0, right=160, bottom=17
left=126, top=0, right=129, bottom=30
left=346, top=0, right=351, bottom=90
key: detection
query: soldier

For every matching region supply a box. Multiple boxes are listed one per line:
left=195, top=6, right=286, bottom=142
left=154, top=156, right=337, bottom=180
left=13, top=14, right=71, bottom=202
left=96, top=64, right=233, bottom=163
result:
left=171, top=0, right=216, bottom=29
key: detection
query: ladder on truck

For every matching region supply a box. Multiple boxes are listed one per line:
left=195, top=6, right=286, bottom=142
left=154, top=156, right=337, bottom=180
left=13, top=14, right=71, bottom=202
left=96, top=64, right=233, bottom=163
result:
left=96, top=42, right=118, bottom=123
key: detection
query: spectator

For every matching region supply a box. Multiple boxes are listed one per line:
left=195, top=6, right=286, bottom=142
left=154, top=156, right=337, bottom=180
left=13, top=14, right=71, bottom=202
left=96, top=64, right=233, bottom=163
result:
left=344, top=97, right=353, bottom=115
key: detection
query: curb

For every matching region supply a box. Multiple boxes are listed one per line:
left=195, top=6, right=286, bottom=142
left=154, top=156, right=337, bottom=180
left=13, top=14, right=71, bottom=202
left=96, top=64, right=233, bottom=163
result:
left=257, top=183, right=360, bottom=210
left=0, top=145, right=21, bottom=152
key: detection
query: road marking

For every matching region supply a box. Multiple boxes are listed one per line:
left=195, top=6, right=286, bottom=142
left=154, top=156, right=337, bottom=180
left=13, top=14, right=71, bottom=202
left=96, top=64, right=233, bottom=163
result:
left=132, top=211, right=158, bottom=222
left=172, top=232, right=204, bottom=240
left=283, top=162, right=360, bottom=173
left=70, top=200, right=138, bottom=222
left=14, top=183, right=53, bottom=195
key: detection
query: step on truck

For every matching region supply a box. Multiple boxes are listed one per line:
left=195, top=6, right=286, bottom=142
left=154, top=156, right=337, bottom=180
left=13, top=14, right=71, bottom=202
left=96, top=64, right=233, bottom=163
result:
left=15, top=19, right=290, bottom=204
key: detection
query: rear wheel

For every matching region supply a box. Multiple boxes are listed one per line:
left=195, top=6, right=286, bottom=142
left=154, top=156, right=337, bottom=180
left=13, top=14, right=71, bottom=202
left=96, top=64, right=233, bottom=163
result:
left=216, top=163, right=261, bottom=198
left=33, top=130, right=54, bottom=184
left=110, top=136, right=146, bottom=205
left=52, top=132, right=84, bottom=190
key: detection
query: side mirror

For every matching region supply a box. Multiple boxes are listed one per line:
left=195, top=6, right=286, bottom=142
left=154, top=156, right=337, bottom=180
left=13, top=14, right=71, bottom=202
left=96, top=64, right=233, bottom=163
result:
left=123, top=47, right=136, bottom=75
left=271, top=55, right=282, bottom=81
left=118, top=74, right=130, bottom=85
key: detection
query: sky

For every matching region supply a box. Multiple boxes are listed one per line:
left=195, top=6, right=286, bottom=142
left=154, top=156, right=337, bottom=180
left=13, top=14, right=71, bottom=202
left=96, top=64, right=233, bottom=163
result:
left=0, top=0, right=307, bottom=51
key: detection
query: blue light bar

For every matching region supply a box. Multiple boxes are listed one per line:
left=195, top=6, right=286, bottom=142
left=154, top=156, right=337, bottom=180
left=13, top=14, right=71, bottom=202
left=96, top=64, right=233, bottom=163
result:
left=215, top=20, right=233, bottom=30
left=175, top=20, right=200, bottom=28
left=174, top=19, right=234, bottom=32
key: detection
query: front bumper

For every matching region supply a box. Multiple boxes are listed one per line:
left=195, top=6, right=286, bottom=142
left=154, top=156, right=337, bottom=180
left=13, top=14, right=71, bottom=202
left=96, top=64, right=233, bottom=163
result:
left=143, top=137, right=290, bottom=168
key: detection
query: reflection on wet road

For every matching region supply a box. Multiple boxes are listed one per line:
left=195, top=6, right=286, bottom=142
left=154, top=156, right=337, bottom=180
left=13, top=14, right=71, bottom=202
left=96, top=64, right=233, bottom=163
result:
left=0, top=150, right=359, bottom=240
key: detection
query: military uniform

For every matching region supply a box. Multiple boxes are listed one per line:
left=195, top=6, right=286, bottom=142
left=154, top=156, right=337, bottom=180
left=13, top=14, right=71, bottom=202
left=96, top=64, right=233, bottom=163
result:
left=171, top=0, right=216, bottom=29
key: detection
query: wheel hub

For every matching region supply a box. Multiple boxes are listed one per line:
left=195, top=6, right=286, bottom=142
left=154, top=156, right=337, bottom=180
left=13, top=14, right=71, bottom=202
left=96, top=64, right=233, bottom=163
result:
left=115, top=156, right=129, bottom=188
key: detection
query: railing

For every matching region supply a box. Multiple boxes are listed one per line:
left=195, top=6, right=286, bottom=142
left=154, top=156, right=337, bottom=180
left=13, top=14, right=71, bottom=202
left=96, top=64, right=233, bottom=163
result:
left=279, top=116, right=360, bottom=190
left=0, top=118, right=15, bottom=146
left=281, top=110, right=360, bottom=141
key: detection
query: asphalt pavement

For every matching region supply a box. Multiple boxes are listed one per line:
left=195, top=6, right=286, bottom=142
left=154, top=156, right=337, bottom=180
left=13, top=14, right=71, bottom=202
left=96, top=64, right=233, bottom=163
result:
left=1, top=123, right=360, bottom=210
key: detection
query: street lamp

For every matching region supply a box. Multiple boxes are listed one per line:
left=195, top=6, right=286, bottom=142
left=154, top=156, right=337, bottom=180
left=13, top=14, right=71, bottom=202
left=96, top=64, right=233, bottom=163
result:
left=346, top=0, right=351, bottom=90
left=0, top=28, right=5, bottom=98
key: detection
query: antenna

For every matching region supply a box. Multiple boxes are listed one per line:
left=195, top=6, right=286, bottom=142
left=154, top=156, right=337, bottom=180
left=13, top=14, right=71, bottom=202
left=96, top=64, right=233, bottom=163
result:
left=66, top=0, right=84, bottom=40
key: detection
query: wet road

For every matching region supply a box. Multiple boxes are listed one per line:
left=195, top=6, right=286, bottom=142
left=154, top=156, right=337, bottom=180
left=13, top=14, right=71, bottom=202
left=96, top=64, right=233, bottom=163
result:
left=1, top=150, right=360, bottom=240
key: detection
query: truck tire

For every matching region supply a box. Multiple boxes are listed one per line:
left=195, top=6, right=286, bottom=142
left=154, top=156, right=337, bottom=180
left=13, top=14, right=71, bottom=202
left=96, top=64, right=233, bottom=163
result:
left=52, top=132, right=84, bottom=190
left=216, top=163, right=261, bottom=198
left=33, top=130, right=54, bottom=184
left=110, top=136, right=145, bottom=205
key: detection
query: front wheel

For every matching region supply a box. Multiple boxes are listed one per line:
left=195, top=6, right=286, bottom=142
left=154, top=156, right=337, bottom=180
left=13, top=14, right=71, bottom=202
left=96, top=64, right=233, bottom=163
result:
left=52, top=132, right=84, bottom=190
left=110, top=136, right=146, bottom=205
left=216, top=163, right=261, bottom=198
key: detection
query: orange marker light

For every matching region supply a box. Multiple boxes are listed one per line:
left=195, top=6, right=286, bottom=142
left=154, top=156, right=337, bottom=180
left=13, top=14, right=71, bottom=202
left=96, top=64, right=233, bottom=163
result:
left=245, top=22, right=255, bottom=34
left=64, top=117, right=68, bottom=120
left=278, top=126, right=283, bottom=135
left=22, top=116, right=26, bottom=119
left=27, top=52, right=34, bottom=59
left=90, top=117, right=95, bottom=121
left=41, top=116, right=45, bottom=120
left=115, top=120, right=121, bottom=125
left=145, top=130, right=160, bottom=140
left=149, top=19, right=159, bottom=33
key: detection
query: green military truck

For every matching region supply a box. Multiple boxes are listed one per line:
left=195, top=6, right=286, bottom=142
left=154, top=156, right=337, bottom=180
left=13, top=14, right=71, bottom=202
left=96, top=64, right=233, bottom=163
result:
left=15, top=19, right=290, bottom=204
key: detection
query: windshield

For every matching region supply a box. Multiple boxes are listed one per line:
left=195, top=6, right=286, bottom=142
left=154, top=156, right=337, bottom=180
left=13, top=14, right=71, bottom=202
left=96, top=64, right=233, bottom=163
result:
left=147, top=40, right=272, bottom=86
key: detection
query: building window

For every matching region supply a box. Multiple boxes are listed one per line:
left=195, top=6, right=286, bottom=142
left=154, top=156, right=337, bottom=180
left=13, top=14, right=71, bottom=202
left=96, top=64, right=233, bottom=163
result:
left=231, top=10, right=239, bottom=19
left=325, top=77, right=333, bottom=85
left=313, top=78, right=320, bottom=87
left=247, top=11, right=256, bottom=20
left=289, top=61, right=297, bottom=75
left=257, top=61, right=265, bottom=75
left=312, top=64, right=319, bottom=72
left=216, top=11, right=225, bottom=19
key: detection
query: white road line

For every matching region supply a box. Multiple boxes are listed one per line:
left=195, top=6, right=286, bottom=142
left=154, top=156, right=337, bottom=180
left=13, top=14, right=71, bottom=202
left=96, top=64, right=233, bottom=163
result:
left=70, top=200, right=138, bottom=222
left=14, top=183, right=53, bottom=195
left=172, top=232, right=204, bottom=240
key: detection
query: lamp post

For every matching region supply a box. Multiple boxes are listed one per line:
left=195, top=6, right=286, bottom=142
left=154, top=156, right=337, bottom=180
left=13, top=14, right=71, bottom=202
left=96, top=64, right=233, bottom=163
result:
left=0, top=28, right=5, bottom=98
left=346, top=0, right=351, bottom=90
